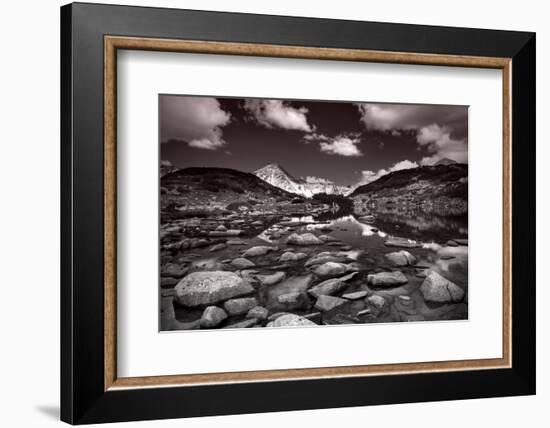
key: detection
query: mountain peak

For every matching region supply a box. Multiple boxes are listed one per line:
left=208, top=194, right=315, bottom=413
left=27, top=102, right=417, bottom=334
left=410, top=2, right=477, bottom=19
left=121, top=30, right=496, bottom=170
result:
left=255, top=163, right=290, bottom=175
left=434, top=158, right=458, bottom=166
left=254, top=163, right=349, bottom=197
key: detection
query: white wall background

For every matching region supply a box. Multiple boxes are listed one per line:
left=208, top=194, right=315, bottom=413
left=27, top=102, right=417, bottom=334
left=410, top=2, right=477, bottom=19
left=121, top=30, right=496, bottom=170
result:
left=0, top=0, right=545, bottom=427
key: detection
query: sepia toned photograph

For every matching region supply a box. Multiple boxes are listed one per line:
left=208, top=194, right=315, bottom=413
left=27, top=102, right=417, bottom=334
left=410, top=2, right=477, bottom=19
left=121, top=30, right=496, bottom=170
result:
left=159, top=95, right=468, bottom=331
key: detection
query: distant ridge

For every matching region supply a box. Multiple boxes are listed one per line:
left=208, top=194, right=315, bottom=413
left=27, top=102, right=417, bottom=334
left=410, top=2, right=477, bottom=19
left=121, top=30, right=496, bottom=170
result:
left=434, top=158, right=458, bottom=166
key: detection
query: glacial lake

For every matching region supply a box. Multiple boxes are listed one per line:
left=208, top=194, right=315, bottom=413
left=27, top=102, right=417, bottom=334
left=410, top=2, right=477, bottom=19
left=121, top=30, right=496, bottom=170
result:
left=163, top=209, right=468, bottom=330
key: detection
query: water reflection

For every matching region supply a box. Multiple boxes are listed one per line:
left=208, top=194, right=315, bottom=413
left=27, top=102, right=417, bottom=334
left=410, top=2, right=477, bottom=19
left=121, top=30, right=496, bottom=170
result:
left=364, top=209, right=467, bottom=244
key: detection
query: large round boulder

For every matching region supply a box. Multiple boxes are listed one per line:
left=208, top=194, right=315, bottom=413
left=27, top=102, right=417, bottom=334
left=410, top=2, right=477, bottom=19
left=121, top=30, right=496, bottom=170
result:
left=312, top=262, right=349, bottom=278
left=385, top=250, right=417, bottom=267
left=420, top=270, right=465, bottom=303
left=174, top=271, right=254, bottom=307
left=266, top=313, right=317, bottom=328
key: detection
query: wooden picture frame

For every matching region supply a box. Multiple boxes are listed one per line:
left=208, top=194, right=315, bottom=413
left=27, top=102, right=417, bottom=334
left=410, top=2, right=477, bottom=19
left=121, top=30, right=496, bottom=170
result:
left=61, top=2, right=535, bottom=424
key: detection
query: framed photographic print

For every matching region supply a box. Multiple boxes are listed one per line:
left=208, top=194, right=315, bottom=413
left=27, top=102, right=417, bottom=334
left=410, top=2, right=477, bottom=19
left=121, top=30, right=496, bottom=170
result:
left=61, top=2, right=536, bottom=424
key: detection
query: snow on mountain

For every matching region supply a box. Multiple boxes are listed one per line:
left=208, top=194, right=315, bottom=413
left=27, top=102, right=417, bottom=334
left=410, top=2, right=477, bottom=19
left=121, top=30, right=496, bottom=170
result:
left=254, top=163, right=349, bottom=197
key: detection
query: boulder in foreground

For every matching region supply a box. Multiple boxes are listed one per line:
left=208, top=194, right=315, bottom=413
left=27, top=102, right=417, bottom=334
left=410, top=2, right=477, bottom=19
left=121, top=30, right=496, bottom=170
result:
left=420, top=270, right=465, bottom=303
left=200, top=306, right=228, bottom=328
left=174, top=271, right=254, bottom=307
left=266, top=313, right=317, bottom=327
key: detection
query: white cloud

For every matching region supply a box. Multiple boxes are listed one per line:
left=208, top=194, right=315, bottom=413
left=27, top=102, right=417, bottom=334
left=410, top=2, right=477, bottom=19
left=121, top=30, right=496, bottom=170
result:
left=356, top=104, right=424, bottom=131
left=356, top=103, right=467, bottom=134
left=318, top=135, right=363, bottom=157
left=160, top=96, right=231, bottom=150
left=356, top=103, right=468, bottom=164
left=244, top=99, right=313, bottom=132
left=303, top=132, right=328, bottom=143
left=359, top=159, right=419, bottom=185
left=416, top=124, right=467, bottom=165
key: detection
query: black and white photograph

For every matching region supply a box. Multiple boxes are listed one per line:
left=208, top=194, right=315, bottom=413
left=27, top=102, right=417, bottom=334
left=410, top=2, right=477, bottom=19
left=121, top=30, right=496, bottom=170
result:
left=159, top=95, right=469, bottom=331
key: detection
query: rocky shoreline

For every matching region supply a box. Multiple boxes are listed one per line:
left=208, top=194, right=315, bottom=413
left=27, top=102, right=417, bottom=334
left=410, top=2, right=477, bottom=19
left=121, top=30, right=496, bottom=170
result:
left=160, top=212, right=468, bottom=331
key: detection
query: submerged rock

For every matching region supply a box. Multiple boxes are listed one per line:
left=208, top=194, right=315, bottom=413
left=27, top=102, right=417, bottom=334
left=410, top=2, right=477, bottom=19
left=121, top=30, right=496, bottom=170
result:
left=160, top=277, right=179, bottom=288
left=231, top=258, right=256, bottom=269
left=243, top=246, right=274, bottom=257
left=384, top=237, right=422, bottom=248
left=209, top=243, right=227, bottom=252
left=279, top=251, right=307, bottom=262
left=385, top=250, right=417, bottom=267
left=208, top=229, right=243, bottom=237
left=303, top=312, right=322, bottom=324
left=342, top=290, right=368, bottom=300
left=420, top=271, right=465, bottom=303
left=246, top=306, right=269, bottom=320
left=318, top=235, right=339, bottom=242
left=276, top=291, right=308, bottom=310
left=223, top=318, right=257, bottom=329
left=287, top=232, right=322, bottom=246
left=266, top=313, right=316, bottom=327
left=312, top=262, right=349, bottom=278
left=223, top=297, right=258, bottom=316
left=227, top=239, right=246, bottom=245
left=366, top=294, right=386, bottom=309
left=256, top=271, right=286, bottom=286
left=314, top=295, right=347, bottom=312
left=304, top=252, right=348, bottom=267
left=200, top=306, right=228, bottom=328
left=367, top=271, right=408, bottom=287
left=161, top=263, right=189, bottom=278
left=174, top=271, right=254, bottom=307
left=309, top=272, right=358, bottom=298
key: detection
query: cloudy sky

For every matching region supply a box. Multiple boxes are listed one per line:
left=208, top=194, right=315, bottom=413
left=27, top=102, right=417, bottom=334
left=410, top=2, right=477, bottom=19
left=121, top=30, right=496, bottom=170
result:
left=160, top=95, right=468, bottom=186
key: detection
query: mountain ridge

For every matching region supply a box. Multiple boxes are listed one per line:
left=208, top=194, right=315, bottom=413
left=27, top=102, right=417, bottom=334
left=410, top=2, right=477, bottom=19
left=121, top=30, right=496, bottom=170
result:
left=350, top=163, right=468, bottom=215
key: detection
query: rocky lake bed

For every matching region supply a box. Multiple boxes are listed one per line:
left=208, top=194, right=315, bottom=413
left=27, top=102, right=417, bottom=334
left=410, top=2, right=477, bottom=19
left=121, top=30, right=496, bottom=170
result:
left=160, top=209, right=468, bottom=331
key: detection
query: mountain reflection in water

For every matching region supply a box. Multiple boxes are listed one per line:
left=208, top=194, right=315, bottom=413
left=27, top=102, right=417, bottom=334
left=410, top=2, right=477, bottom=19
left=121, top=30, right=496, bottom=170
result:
left=314, top=208, right=467, bottom=244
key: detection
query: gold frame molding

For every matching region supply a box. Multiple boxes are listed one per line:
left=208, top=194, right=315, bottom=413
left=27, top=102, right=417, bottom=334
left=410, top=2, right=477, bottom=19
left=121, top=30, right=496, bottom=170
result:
left=104, top=36, right=512, bottom=391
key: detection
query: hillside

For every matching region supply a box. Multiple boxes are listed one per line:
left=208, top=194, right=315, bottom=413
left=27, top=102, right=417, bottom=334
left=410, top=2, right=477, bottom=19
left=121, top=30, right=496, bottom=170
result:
left=350, top=163, right=468, bottom=215
left=160, top=167, right=324, bottom=221
left=160, top=160, right=178, bottom=177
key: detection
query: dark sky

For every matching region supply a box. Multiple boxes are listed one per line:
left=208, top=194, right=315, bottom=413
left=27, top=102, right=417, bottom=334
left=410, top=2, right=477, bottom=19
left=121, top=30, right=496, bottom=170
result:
left=160, top=94, right=468, bottom=186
